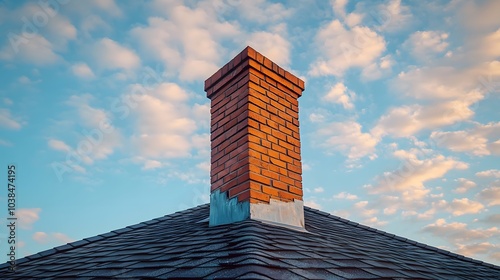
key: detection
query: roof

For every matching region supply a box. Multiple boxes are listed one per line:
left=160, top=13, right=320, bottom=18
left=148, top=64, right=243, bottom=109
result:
left=0, top=204, right=499, bottom=279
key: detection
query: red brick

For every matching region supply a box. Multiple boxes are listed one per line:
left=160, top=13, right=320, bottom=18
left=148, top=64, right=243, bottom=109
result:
left=288, top=186, right=304, bottom=196
left=250, top=191, right=270, bottom=203
left=270, top=157, right=286, bottom=168
left=262, top=169, right=279, bottom=180
left=288, top=171, right=302, bottom=181
left=272, top=180, right=288, bottom=191
left=262, top=185, right=279, bottom=197
left=249, top=172, right=271, bottom=185
left=279, top=176, right=293, bottom=186
left=287, top=163, right=301, bottom=174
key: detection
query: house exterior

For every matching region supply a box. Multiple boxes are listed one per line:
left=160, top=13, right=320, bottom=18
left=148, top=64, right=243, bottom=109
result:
left=1, top=47, right=499, bottom=279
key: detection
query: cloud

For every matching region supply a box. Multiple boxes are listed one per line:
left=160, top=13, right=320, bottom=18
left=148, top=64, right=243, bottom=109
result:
left=33, top=232, right=73, bottom=244
left=363, top=216, right=388, bottom=227
left=375, top=0, right=412, bottom=32
left=361, top=54, right=394, bottom=81
left=313, top=187, right=324, bottom=193
left=453, top=178, right=477, bottom=194
left=0, top=109, right=22, bottom=129
left=447, top=198, right=484, bottom=216
left=309, top=19, right=386, bottom=77
left=126, top=82, right=205, bottom=159
left=478, top=214, right=500, bottom=225
left=318, top=121, right=379, bottom=160
left=456, top=243, right=500, bottom=259
left=71, top=62, right=95, bottom=79
left=404, top=31, right=449, bottom=59
left=233, top=0, right=292, bottom=24
left=370, top=150, right=468, bottom=195
left=0, top=34, right=60, bottom=65
left=131, top=3, right=239, bottom=81
left=372, top=98, right=480, bottom=138
left=477, top=187, right=500, bottom=206
left=17, top=208, right=41, bottom=229
left=32, top=232, right=48, bottom=243
left=65, top=94, right=122, bottom=161
left=476, top=169, right=500, bottom=178
left=430, top=122, right=500, bottom=156
left=422, top=219, right=500, bottom=254
left=304, top=200, right=322, bottom=210
left=91, top=38, right=140, bottom=71
left=333, top=191, right=358, bottom=200
left=246, top=25, right=290, bottom=67
left=323, top=82, right=356, bottom=110
left=354, top=201, right=378, bottom=217
left=48, top=139, right=71, bottom=152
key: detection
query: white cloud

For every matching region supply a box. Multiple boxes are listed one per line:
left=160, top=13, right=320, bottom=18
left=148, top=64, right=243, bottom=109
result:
left=127, top=83, right=204, bottom=159
left=477, top=187, right=500, bottom=206
left=131, top=3, right=239, bottom=81
left=313, top=187, right=324, bottom=193
left=33, top=232, right=73, bottom=244
left=309, top=19, right=386, bottom=77
left=32, top=232, right=48, bottom=244
left=476, top=169, right=500, bottom=178
left=0, top=34, right=59, bottom=65
left=447, top=198, right=484, bottom=216
left=354, top=201, right=378, bottom=217
left=71, top=63, right=95, bottom=79
left=454, top=178, right=477, bottom=194
left=318, top=121, right=379, bottom=160
left=370, top=151, right=468, bottom=195
left=423, top=218, right=499, bottom=244
left=372, top=98, right=480, bottom=138
left=233, top=0, right=292, bottom=24
left=143, top=160, right=162, bottom=170
left=0, top=109, right=22, bottom=129
left=376, top=0, right=412, bottom=32
left=457, top=243, right=499, bottom=259
left=81, top=15, right=112, bottom=37
left=92, top=38, right=140, bottom=71
left=17, top=208, right=41, bottom=229
left=246, top=25, right=290, bottom=67
left=404, top=31, right=449, bottom=59
left=48, top=139, right=71, bottom=152
left=304, top=200, right=322, bottom=210
left=63, top=94, right=122, bottom=162
left=363, top=216, right=388, bottom=227
left=333, top=191, right=358, bottom=200
left=196, top=161, right=210, bottom=173
left=361, top=54, right=394, bottom=81
left=323, top=82, right=356, bottom=110
left=52, top=232, right=74, bottom=244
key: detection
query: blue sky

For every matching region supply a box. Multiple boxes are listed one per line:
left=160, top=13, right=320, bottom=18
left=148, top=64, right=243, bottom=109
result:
left=0, top=0, right=499, bottom=265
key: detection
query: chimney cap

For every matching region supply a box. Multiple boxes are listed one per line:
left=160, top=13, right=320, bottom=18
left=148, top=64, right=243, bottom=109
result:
left=204, top=46, right=305, bottom=96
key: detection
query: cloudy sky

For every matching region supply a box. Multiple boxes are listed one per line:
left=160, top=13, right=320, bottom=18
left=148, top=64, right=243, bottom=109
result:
left=0, top=0, right=499, bottom=265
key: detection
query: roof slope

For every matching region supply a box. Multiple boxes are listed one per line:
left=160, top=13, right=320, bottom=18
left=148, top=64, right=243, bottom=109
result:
left=0, top=204, right=499, bottom=279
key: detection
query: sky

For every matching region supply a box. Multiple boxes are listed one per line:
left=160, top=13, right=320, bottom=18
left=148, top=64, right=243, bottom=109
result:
left=0, top=0, right=499, bottom=266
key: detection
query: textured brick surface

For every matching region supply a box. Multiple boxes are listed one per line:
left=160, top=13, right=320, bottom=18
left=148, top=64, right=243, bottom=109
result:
left=206, top=46, right=305, bottom=204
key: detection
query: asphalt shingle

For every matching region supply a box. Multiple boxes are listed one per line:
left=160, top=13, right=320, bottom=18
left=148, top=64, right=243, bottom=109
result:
left=0, top=204, right=498, bottom=279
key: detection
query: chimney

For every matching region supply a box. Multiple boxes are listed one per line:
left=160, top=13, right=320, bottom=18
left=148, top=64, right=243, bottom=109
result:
left=205, top=46, right=305, bottom=228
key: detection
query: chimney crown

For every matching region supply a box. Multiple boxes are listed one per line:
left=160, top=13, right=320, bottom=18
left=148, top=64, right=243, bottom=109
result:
left=206, top=46, right=305, bottom=228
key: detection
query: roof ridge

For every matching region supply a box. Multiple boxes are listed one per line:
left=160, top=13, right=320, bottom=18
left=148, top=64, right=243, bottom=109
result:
left=0, top=204, right=211, bottom=270
left=304, top=206, right=500, bottom=270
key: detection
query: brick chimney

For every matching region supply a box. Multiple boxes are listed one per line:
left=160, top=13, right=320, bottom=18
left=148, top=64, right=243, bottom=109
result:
left=205, top=46, right=305, bottom=228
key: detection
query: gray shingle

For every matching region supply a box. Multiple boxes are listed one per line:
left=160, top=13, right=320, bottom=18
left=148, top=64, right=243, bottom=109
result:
left=0, top=204, right=498, bottom=279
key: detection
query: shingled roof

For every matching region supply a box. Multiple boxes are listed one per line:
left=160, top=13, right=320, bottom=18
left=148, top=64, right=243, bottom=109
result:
left=0, top=204, right=499, bottom=279
left=2, top=46, right=499, bottom=279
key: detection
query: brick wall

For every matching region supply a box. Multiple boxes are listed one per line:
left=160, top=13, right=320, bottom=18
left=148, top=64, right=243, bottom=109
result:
left=205, top=46, right=305, bottom=205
